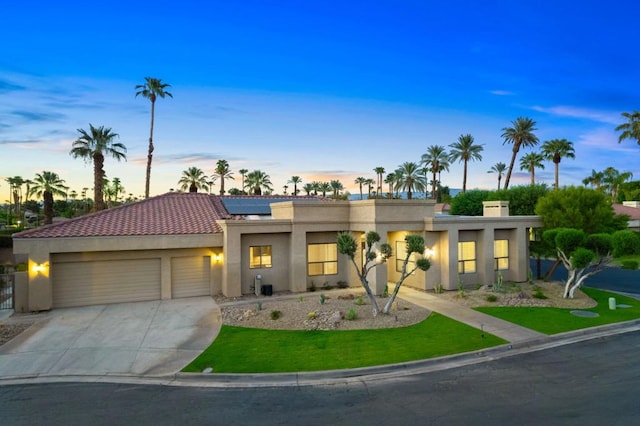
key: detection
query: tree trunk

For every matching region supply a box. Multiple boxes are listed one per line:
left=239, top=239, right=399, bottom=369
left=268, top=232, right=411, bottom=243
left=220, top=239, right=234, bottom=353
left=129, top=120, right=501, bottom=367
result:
left=94, top=153, right=105, bottom=211
left=504, top=149, right=518, bottom=190
left=43, top=191, right=53, bottom=224
left=462, top=160, right=468, bottom=192
left=145, top=100, right=156, bottom=199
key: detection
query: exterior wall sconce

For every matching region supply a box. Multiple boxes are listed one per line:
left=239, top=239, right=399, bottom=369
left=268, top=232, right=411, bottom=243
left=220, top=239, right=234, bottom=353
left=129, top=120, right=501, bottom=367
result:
left=213, top=253, right=224, bottom=264
left=424, top=247, right=436, bottom=259
left=31, top=262, right=49, bottom=276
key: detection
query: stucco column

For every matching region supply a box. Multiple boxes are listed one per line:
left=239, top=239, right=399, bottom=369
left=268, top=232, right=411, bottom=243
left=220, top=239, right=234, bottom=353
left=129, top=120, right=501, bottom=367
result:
left=289, top=227, right=307, bottom=292
left=219, top=222, right=242, bottom=297
left=478, top=227, right=495, bottom=286
left=513, top=227, right=530, bottom=282
left=443, top=230, right=458, bottom=290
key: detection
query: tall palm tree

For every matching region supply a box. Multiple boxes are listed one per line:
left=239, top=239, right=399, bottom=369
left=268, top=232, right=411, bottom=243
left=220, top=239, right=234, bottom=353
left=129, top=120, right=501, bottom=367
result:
left=330, top=180, right=344, bottom=198
left=519, top=152, right=545, bottom=185
left=70, top=124, right=127, bottom=212
left=354, top=176, right=367, bottom=200
left=449, top=134, right=484, bottom=192
left=488, top=162, right=507, bottom=190
left=582, top=169, right=604, bottom=190
left=395, top=162, right=426, bottom=200
left=421, top=145, right=449, bottom=199
left=245, top=170, right=272, bottom=195
left=214, top=159, right=234, bottom=195
left=135, top=77, right=172, bottom=199
left=288, top=176, right=302, bottom=196
left=501, top=117, right=539, bottom=189
left=4, top=176, right=24, bottom=225
left=238, top=168, right=248, bottom=194
left=29, top=171, right=68, bottom=224
left=615, top=111, right=640, bottom=146
left=541, top=138, right=575, bottom=189
left=178, top=167, right=209, bottom=193
left=384, top=172, right=396, bottom=198
left=364, top=178, right=375, bottom=198
left=373, top=166, right=385, bottom=196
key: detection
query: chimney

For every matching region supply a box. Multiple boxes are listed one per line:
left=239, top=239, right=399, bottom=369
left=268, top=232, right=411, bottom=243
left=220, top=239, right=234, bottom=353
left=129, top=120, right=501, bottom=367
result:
left=483, top=201, right=509, bottom=217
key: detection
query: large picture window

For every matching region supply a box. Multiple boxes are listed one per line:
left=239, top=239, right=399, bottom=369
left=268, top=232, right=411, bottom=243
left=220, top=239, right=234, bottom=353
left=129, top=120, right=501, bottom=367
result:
left=395, top=240, right=416, bottom=273
left=308, top=243, right=338, bottom=276
left=494, top=239, right=509, bottom=270
left=249, top=245, right=272, bottom=269
left=458, top=241, right=476, bottom=274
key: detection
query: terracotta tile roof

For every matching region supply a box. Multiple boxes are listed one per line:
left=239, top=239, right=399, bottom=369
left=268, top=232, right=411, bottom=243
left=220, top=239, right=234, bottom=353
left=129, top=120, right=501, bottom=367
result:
left=613, top=204, right=640, bottom=220
left=14, top=192, right=232, bottom=238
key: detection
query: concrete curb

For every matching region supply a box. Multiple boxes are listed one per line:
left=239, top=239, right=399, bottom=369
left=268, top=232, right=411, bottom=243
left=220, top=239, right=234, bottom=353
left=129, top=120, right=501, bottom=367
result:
left=3, top=319, right=638, bottom=388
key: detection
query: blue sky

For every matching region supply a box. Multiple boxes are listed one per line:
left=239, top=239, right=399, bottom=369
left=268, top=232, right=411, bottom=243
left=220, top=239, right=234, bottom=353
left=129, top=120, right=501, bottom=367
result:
left=1, top=0, right=638, bottom=199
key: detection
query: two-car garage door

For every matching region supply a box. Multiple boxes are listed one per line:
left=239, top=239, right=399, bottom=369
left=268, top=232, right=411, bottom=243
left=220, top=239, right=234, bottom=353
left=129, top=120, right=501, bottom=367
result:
left=52, top=255, right=211, bottom=308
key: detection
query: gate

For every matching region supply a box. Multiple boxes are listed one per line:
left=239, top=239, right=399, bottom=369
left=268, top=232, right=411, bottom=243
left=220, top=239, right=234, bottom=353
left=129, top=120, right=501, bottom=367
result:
left=0, top=266, right=15, bottom=310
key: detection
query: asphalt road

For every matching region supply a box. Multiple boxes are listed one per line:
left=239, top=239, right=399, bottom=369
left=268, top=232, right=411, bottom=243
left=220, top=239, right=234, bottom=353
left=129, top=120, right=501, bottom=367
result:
left=2, top=330, right=640, bottom=425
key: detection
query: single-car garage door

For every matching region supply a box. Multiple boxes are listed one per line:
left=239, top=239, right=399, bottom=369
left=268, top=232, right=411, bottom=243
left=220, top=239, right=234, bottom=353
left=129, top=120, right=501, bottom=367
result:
left=171, top=256, right=211, bottom=298
left=52, top=258, right=161, bottom=308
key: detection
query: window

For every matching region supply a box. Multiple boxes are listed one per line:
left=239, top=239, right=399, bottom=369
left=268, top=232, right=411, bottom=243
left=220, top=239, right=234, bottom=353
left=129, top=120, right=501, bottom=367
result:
left=395, top=240, right=416, bottom=273
left=494, top=239, right=509, bottom=270
left=308, top=243, right=338, bottom=276
left=458, top=241, right=476, bottom=274
left=249, top=245, right=272, bottom=268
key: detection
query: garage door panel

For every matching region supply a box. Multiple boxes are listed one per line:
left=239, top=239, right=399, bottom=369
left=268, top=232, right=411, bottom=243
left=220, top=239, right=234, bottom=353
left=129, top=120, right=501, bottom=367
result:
left=171, top=256, right=210, bottom=298
left=53, top=259, right=161, bottom=308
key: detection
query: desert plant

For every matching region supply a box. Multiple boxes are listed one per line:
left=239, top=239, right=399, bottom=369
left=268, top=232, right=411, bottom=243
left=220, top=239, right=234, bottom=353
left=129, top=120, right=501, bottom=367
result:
left=345, top=308, right=358, bottom=320
left=532, top=286, right=548, bottom=300
left=322, top=282, right=332, bottom=290
left=354, top=296, right=365, bottom=306
left=457, top=276, right=466, bottom=298
left=493, top=271, right=503, bottom=292
left=382, top=285, right=389, bottom=298
left=434, top=283, right=444, bottom=294
left=309, top=281, right=317, bottom=292
left=298, top=296, right=304, bottom=302
left=256, top=301, right=263, bottom=311
left=320, top=293, right=326, bottom=305
left=336, top=280, right=349, bottom=289
left=485, top=294, right=498, bottom=302
left=307, top=311, right=317, bottom=319
left=270, top=310, right=282, bottom=320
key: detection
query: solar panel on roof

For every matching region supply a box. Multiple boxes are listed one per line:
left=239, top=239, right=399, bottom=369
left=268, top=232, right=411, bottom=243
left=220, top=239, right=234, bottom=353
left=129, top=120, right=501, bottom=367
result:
left=221, top=197, right=319, bottom=215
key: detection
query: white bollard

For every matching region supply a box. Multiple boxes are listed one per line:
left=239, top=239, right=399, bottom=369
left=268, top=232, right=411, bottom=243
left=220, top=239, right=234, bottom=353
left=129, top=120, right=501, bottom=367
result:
left=609, top=297, right=616, bottom=310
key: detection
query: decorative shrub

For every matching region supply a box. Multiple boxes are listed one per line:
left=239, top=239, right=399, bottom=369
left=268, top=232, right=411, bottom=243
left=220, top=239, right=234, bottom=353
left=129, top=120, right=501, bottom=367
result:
left=354, top=296, right=365, bottom=306
left=612, top=230, right=640, bottom=257
left=336, top=280, right=349, bottom=289
left=345, top=308, right=357, bottom=320
left=532, top=286, right=548, bottom=299
left=434, top=283, right=444, bottom=294
left=485, top=294, right=498, bottom=302
left=307, top=311, right=317, bottom=319
left=621, top=260, right=639, bottom=270
left=270, top=310, right=282, bottom=320
left=309, top=281, right=317, bottom=292
left=320, top=293, right=326, bottom=305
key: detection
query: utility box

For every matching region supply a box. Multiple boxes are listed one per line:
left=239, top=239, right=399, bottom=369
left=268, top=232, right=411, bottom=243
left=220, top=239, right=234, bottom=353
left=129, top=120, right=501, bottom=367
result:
left=609, top=297, right=616, bottom=310
left=254, top=275, right=262, bottom=297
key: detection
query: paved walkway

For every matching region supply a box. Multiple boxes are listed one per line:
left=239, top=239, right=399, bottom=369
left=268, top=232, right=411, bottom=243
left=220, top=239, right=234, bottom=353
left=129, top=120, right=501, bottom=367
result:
left=0, top=297, right=220, bottom=379
left=398, top=287, right=546, bottom=343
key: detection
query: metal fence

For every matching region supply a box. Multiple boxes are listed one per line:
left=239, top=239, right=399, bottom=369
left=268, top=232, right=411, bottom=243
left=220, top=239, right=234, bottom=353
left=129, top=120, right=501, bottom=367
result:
left=0, top=269, right=15, bottom=310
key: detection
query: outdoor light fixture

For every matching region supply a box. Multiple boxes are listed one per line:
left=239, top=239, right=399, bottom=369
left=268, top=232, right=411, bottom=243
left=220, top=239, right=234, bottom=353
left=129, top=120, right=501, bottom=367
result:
left=213, top=253, right=223, bottom=264
left=31, top=262, right=49, bottom=275
left=424, top=247, right=436, bottom=258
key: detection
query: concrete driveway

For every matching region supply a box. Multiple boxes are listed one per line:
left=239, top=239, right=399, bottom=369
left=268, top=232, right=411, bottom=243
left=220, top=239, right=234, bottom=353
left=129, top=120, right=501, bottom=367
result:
left=0, top=297, right=220, bottom=379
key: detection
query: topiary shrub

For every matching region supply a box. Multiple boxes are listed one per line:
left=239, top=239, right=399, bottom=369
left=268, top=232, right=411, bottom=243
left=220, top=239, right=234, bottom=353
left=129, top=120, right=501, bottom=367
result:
left=612, top=230, right=640, bottom=257
left=621, top=260, right=639, bottom=270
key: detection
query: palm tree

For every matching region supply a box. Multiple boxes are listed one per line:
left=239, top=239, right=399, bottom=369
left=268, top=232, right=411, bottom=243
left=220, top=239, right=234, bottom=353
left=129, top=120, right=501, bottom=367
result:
left=135, top=77, right=172, bottom=199
left=582, top=169, right=604, bottom=190
left=29, top=171, right=68, bottom=224
left=317, top=182, right=331, bottom=197
left=330, top=180, right=344, bottom=198
left=302, top=183, right=314, bottom=196
left=449, top=134, right=484, bottom=192
left=421, top=145, right=449, bottom=199
left=501, top=117, right=539, bottom=189
left=602, top=167, right=633, bottom=202
left=238, top=168, right=249, bottom=194
left=4, top=176, right=24, bottom=225
left=178, top=167, right=209, bottom=193
left=488, top=162, right=507, bottom=190
left=384, top=172, right=396, bottom=198
left=615, top=111, right=640, bottom=146
left=245, top=170, right=273, bottom=195
left=288, top=176, right=302, bottom=196
left=365, top=178, right=375, bottom=198
left=70, top=124, right=127, bottom=212
left=214, top=159, right=234, bottom=195
left=519, top=152, right=545, bottom=185
left=373, top=166, right=385, bottom=196
left=541, top=138, right=575, bottom=189
left=395, top=162, right=426, bottom=200
left=354, top=176, right=367, bottom=200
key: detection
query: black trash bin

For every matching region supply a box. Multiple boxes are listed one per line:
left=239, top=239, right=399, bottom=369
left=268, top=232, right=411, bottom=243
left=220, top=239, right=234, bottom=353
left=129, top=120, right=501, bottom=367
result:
left=261, top=284, right=273, bottom=296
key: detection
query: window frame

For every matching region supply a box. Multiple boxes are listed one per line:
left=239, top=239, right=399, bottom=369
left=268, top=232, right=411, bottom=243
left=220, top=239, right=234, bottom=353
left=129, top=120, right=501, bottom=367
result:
left=307, top=242, right=338, bottom=276
left=494, top=239, right=509, bottom=271
left=458, top=241, right=477, bottom=274
left=249, top=245, right=272, bottom=269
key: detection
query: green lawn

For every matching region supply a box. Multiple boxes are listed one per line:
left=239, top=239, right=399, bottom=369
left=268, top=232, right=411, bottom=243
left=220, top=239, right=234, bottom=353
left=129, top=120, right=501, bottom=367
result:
left=183, top=313, right=506, bottom=373
left=613, top=254, right=640, bottom=269
left=475, top=288, right=640, bottom=335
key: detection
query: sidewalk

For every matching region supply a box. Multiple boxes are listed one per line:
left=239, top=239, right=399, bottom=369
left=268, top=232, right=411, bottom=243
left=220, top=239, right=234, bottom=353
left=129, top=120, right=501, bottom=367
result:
left=397, top=287, right=546, bottom=343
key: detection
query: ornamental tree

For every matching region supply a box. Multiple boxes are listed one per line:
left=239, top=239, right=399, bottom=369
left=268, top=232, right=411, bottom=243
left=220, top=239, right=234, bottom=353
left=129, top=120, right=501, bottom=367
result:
left=543, top=228, right=613, bottom=298
left=337, top=231, right=430, bottom=316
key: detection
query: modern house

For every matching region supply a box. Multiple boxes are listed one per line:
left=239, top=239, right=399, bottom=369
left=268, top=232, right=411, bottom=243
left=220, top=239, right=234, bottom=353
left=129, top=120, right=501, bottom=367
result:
left=613, top=202, right=640, bottom=231
left=12, top=193, right=541, bottom=312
